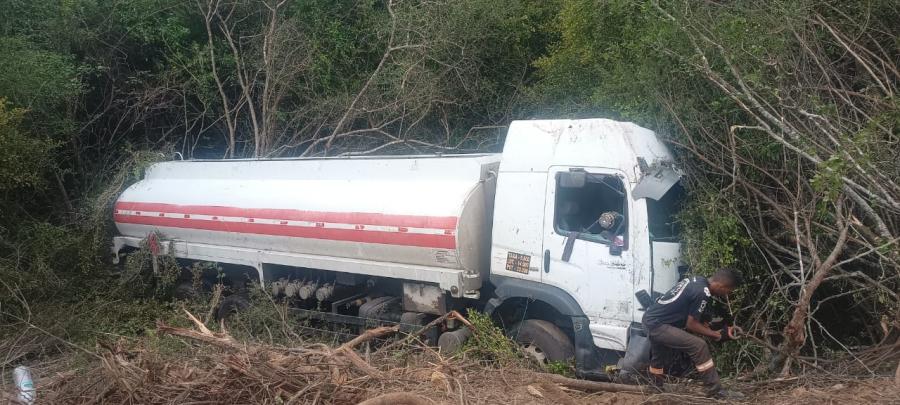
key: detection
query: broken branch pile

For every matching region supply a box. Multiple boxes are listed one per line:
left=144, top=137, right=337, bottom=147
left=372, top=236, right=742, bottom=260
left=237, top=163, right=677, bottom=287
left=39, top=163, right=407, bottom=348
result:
left=38, top=310, right=641, bottom=404
left=16, top=308, right=900, bottom=404
left=56, top=312, right=424, bottom=404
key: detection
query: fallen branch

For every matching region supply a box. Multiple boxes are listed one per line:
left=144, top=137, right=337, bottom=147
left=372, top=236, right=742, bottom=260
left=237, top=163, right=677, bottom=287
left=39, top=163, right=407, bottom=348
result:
left=336, top=348, right=384, bottom=379
left=339, top=325, right=399, bottom=351
left=895, top=360, right=899, bottom=387
left=156, top=319, right=241, bottom=351
left=533, top=373, right=645, bottom=393
left=536, top=381, right=580, bottom=405
left=331, top=325, right=400, bottom=379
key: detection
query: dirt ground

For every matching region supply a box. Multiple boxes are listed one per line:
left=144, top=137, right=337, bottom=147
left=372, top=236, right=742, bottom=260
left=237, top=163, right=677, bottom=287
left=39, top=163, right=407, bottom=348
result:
left=468, top=374, right=900, bottom=405
left=11, top=346, right=899, bottom=404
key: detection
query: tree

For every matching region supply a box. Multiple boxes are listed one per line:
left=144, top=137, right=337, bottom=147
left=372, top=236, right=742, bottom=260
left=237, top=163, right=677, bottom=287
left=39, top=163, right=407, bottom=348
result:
left=533, top=0, right=899, bottom=373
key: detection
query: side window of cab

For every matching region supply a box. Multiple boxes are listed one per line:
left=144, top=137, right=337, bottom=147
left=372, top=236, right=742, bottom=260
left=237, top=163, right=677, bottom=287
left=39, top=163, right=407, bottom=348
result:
left=553, top=171, right=628, bottom=249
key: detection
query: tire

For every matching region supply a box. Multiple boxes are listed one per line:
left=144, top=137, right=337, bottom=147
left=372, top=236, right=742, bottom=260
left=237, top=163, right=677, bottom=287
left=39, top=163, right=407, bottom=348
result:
left=216, top=294, right=250, bottom=321
left=173, top=280, right=197, bottom=300
left=509, top=319, right=575, bottom=364
left=174, top=277, right=214, bottom=300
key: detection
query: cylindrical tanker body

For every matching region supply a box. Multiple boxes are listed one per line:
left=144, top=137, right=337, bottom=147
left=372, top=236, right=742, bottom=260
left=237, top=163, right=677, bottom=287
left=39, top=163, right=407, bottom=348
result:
left=113, top=154, right=500, bottom=284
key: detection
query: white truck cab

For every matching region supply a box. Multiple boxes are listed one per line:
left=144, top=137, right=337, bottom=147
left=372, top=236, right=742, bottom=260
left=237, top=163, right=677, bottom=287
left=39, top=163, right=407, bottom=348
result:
left=487, top=119, right=683, bottom=374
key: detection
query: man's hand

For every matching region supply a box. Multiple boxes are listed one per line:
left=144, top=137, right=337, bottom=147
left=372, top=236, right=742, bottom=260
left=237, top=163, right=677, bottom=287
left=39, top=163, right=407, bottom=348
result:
left=686, top=315, right=723, bottom=341
left=718, top=326, right=743, bottom=342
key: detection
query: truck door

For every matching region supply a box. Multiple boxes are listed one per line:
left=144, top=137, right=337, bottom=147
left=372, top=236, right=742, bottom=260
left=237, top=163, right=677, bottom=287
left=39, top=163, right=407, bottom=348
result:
left=541, top=167, right=634, bottom=351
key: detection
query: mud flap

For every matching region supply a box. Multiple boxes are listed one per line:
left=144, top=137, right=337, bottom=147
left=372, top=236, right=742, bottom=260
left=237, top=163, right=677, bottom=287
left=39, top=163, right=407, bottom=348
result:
left=572, top=315, right=620, bottom=381
left=617, top=334, right=650, bottom=374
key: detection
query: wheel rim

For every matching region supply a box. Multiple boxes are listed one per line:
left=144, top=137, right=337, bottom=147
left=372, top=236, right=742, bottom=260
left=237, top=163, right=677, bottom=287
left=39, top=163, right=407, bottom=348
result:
left=521, top=342, right=547, bottom=364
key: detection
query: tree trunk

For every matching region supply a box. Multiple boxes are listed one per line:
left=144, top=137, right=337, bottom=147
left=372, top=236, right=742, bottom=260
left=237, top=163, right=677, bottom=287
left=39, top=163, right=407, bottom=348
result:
left=779, top=219, right=850, bottom=375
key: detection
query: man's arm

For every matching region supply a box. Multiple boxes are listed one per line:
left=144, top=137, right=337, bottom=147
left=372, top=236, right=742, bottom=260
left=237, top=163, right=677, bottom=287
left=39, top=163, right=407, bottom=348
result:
left=686, top=315, right=721, bottom=341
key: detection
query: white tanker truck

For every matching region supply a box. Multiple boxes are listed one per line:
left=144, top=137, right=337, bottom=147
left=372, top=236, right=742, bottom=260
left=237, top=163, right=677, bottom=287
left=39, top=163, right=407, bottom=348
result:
left=112, top=118, right=685, bottom=378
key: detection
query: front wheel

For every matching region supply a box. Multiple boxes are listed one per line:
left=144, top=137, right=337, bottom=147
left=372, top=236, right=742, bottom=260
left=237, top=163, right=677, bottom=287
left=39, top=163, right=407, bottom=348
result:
left=509, top=319, right=575, bottom=364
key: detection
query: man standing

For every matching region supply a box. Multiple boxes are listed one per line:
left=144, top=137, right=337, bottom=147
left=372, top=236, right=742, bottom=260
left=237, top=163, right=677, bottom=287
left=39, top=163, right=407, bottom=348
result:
left=641, top=267, right=743, bottom=398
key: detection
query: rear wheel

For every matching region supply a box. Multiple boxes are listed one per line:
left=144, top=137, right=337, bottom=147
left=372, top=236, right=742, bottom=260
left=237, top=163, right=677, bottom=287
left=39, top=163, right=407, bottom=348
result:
left=173, top=280, right=203, bottom=300
left=173, top=277, right=213, bottom=300
left=509, top=319, right=575, bottom=364
left=216, top=294, right=250, bottom=321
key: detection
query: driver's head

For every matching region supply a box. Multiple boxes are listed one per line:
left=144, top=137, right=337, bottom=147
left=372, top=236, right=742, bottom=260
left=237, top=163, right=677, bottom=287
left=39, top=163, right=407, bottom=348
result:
left=598, top=211, right=620, bottom=229
left=709, top=267, right=743, bottom=298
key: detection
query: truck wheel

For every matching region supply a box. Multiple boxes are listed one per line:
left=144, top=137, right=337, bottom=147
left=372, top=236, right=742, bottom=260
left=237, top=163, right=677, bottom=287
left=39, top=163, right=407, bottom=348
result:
left=510, top=319, right=574, bottom=364
left=216, top=294, right=250, bottom=320
left=173, top=280, right=201, bottom=300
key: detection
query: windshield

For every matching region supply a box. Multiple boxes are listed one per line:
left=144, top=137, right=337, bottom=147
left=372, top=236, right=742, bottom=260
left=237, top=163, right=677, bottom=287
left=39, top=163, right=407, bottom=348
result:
left=646, top=182, right=684, bottom=241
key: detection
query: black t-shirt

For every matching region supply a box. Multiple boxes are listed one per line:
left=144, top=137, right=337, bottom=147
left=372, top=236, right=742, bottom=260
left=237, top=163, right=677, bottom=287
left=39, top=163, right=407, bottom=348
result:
left=642, top=276, right=711, bottom=329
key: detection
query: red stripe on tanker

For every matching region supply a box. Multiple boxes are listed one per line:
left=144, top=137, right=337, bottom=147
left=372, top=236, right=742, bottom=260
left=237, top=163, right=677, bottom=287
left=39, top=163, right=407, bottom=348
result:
left=113, top=202, right=458, bottom=249
left=115, top=201, right=458, bottom=229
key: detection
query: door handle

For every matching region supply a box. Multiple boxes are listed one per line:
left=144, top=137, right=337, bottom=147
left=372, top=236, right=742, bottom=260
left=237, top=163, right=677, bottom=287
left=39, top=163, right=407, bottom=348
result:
left=543, top=249, right=551, bottom=273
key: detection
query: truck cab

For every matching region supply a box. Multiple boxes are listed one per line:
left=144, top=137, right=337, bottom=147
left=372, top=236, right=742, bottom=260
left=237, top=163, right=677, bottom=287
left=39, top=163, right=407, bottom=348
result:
left=486, top=119, right=683, bottom=375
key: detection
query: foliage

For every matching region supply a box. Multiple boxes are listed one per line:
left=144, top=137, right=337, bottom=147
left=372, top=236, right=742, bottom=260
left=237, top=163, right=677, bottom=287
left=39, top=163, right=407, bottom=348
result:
left=0, top=99, right=57, bottom=192
left=544, top=359, right=575, bottom=377
left=120, top=235, right=182, bottom=299
left=678, top=192, right=752, bottom=273
left=531, top=0, right=899, bottom=370
left=713, top=338, right=765, bottom=376
left=77, top=148, right=170, bottom=273
left=463, top=310, right=524, bottom=365
left=223, top=286, right=304, bottom=345
left=0, top=37, right=81, bottom=136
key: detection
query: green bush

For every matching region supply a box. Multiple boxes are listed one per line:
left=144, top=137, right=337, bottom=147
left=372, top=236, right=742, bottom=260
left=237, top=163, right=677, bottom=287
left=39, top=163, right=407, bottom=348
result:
left=462, top=310, right=523, bottom=365
left=0, top=98, right=57, bottom=192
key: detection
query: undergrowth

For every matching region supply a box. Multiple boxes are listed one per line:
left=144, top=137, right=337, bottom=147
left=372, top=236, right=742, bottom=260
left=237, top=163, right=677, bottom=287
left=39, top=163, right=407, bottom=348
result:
left=119, top=234, right=181, bottom=299
left=0, top=148, right=168, bottom=327
left=462, top=310, right=524, bottom=366
left=222, top=285, right=308, bottom=346
left=545, top=359, right=575, bottom=377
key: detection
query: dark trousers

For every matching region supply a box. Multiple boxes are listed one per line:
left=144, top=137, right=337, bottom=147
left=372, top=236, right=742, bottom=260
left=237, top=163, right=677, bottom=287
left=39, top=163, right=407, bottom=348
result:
left=643, top=322, right=714, bottom=374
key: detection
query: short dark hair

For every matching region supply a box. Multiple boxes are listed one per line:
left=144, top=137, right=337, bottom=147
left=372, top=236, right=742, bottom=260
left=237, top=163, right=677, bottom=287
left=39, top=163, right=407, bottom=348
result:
left=711, top=267, right=743, bottom=288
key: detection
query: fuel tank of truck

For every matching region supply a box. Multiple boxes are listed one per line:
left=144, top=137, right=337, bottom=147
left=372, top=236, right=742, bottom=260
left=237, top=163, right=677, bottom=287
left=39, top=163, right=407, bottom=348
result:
left=113, top=154, right=500, bottom=275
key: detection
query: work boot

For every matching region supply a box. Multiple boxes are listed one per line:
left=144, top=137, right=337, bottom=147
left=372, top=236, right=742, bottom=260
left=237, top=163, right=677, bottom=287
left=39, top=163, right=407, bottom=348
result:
left=698, top=368, right=722, bottom=397
left=648, top=373, right=666, bottom=392
left=698, top=368, right=744, bottom=399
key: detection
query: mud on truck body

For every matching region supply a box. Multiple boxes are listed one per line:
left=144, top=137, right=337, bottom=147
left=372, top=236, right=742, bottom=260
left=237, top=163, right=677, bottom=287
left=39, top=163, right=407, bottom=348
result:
left=112, top=118, right=685, bottom=379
